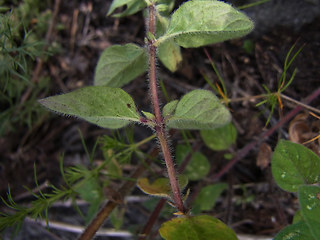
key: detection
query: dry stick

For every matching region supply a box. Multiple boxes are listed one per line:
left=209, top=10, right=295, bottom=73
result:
left=20, top=0, right=62, bottom=104
left=138, top=198, right=167, bottom=240
left=147, top=3, right=185, bottom=214
left=78, top=149, right=157, bottom=240
left=280, top=93, right=320, bottom=115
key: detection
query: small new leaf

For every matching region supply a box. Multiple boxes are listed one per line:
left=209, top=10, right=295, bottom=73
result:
left=39, top=86, right=141, bottom=129
left=166, top=89, right=231, bottom=130
left=163, top=100, right=178, bottom=118
left=94, top=44, right=147, bottom=87
left=157, top=0, right=254, bottom=48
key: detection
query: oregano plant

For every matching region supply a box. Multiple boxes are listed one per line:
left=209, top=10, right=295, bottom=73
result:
left=38, top=0, right=254, bottom=239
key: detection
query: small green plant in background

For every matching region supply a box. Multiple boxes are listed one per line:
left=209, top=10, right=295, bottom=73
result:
left=0, top=129, right=156, bottom=231
left=0, top=0, right=52, bottom=136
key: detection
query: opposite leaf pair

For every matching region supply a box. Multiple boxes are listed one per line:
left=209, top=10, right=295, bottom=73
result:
left=97, top=0, right=254, bottom=86
left=39, top=87, right=231, bottom=130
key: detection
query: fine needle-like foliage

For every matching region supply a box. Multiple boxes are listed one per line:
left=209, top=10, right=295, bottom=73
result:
left=0, top=1, right=52, bottom=136
left=0, top=164, right=74, bottom=232
left=256, top=42, right=304, bottom=125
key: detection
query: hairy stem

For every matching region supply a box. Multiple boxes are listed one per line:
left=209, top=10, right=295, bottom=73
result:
left=147, top=3, right=185, bottom=213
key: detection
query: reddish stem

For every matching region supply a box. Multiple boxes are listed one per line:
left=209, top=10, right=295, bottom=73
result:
left=147, top=3, right=185, bottom=213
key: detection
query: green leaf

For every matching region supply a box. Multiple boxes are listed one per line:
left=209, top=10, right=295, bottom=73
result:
left=156, top=14, right=182, bottom=72
left=274, top=221, right=316, bottom=240
left=299, top=185, right=320, bottom=239
left=159, top=215, right=238, bottom=240
left=175, top=145, right=212, bottom=181
left=94, top=44, right=147, bottom=87
left=107, top=0, right=174, bottom=17
left=104, top=152, right=123, bottom=178
left=141, top=111, right=155, bottom=120
left=0, top=7, right=11, bottom=12
left=193, top=183, right=228, bottom=214
left=175, top=144, right=191, bottom=165
left=137, top=175, right=188, bottom=199
left=74, top=176, right=103, bottom=224
left=107, top=0, right=147, bottom=17
left=184, top=152, right=210, bottom=181
left=157, top=0, right=254, bottom=48
left=39, top=86, right=141, bottom=129
left=166, top=89, right=231, bottom=130
left=292, top=210, right=303, bottom=224
left=158, top=38, right=182, bottom=72
left=74, top=177, right=102, bottom=203
left=163, top=100, right=179, bottom=118
left=156, top=0, right=175, bottom=16
left=200, top=122, right=237, bottom=151
left=110, top=207, right=125, bottom=230
left=271, top=140, right=320, bottom=192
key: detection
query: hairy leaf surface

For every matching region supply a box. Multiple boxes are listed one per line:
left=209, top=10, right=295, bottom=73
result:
left=157, top=0, right=253, bottom=48
left=94, top=44, right=147, bottom=87
left=39, top=86, right=140, bottom=129
left=166, top=89, right=231, bottom=129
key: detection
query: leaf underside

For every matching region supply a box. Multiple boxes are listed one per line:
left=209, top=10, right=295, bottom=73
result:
left=137, top=175, right=188, bottom=199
